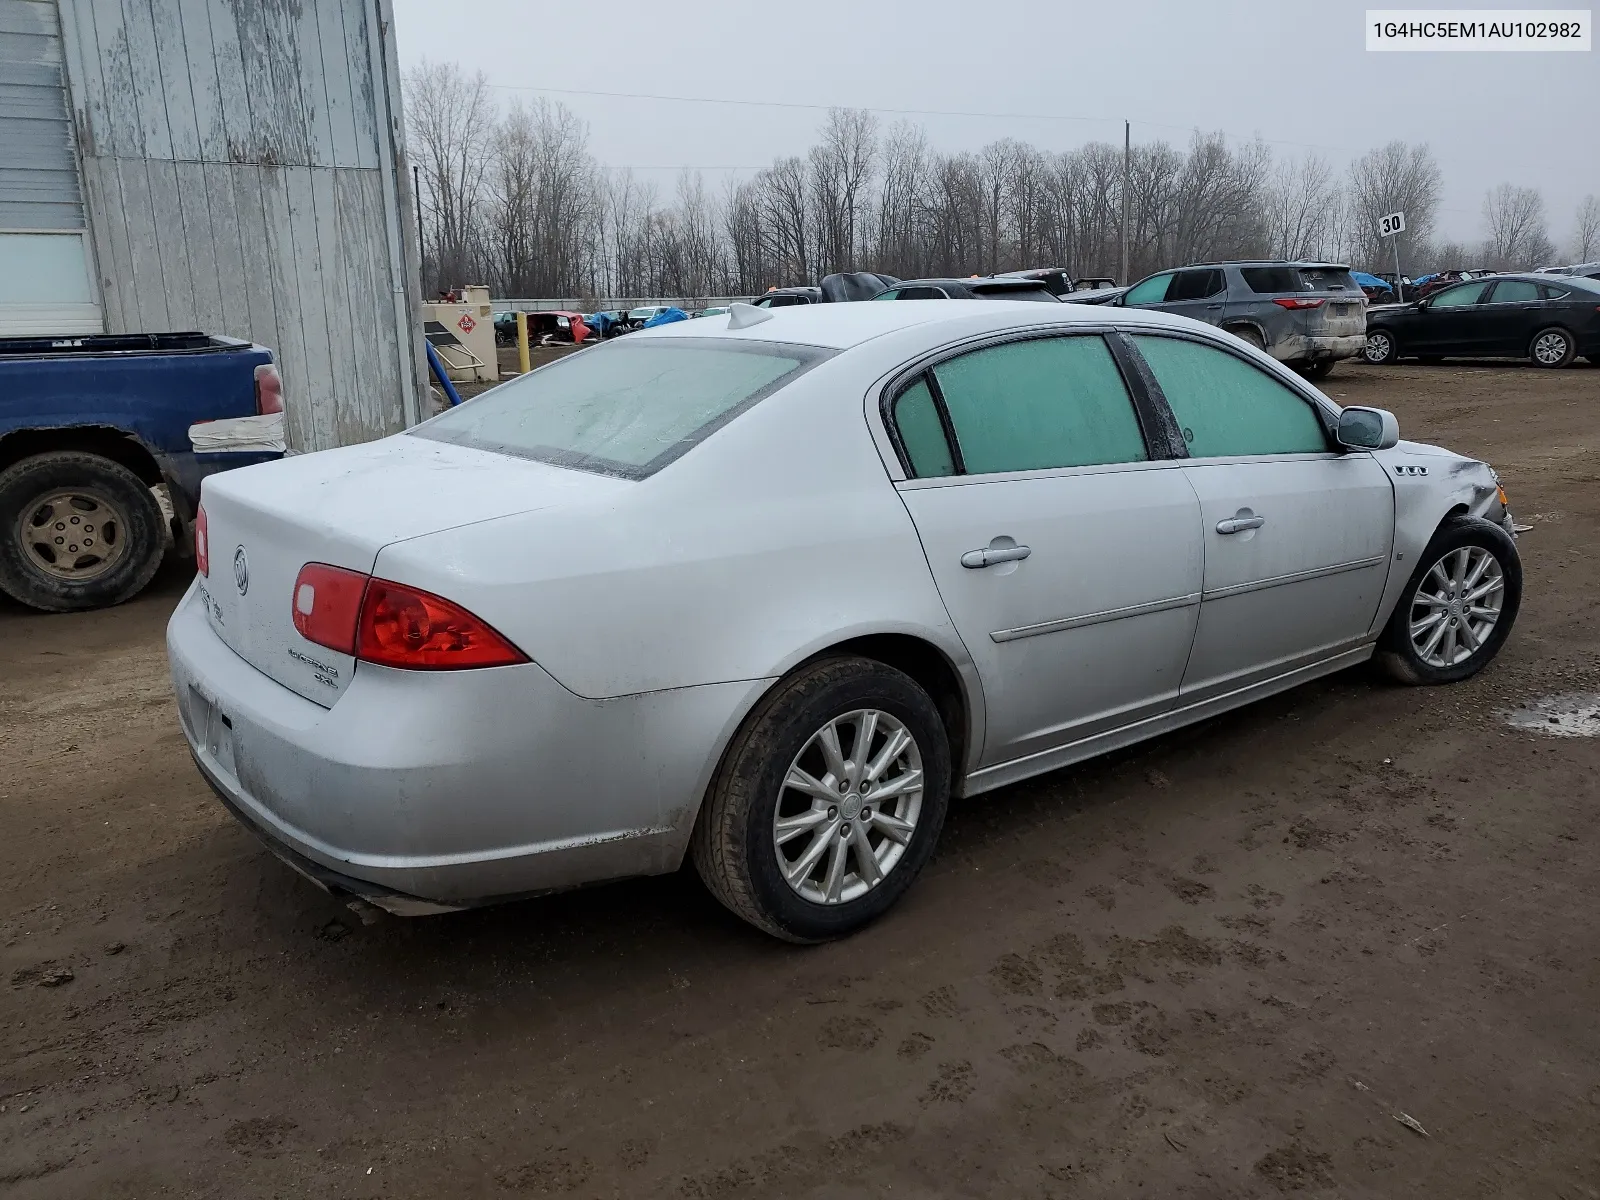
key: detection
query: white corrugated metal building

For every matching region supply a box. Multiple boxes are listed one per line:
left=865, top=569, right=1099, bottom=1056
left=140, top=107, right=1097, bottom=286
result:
left=0, top=0, right=425, bottom=450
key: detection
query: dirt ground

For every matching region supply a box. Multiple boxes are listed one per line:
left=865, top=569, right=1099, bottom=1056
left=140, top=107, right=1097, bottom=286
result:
left=3, top=361, right=1599, bottom=1199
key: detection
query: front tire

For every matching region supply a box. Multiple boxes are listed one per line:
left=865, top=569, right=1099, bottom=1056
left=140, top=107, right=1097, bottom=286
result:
left=1529, top=326, right=1576, bottom=368
left=1363, top=329, right=1399, bottom=364
left=0, top=451, right=167, bottom=612
left=692, top=655, right=951, bottom=942
left=1375, top=517, right=1521, bottom=685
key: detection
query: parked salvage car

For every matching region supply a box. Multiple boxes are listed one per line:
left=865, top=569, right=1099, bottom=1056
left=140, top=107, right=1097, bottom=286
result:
left=2, top=332, right=285, bottom=612
left=169, top=300, right=1520, bottom=942
left=871, top=277, right=1059, bottom=302
left=1362, top=273, right=1600, bottom=368
left=753, top=287, right=823, bottom=308
left=1118, top=261, right=1367, bottom=378
left=989, top=267, right=1075, bottom=296
left=626, top=305, right=674, bottom=327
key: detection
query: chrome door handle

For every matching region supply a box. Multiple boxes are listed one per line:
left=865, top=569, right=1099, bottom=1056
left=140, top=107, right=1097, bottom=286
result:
left=1216, top=515, right=1265, bottom=534
left=961, top=544, right=1032, bottom=569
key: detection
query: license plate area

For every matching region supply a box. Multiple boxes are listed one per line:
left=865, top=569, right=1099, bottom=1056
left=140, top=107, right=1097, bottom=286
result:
left=188, top=685, right=237, bottom=781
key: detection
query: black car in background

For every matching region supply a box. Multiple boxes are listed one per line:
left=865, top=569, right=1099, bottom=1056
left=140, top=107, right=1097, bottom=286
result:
left=1362, top=273, right=1600, bottom=368
left=871, top=276, right=1059, bottom=302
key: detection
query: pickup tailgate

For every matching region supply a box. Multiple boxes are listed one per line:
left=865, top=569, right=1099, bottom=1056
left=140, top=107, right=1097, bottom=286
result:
left=196, top=434, right=629, bottom=706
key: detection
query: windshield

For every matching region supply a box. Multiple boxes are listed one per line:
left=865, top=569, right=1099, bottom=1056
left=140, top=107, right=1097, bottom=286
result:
left=412, top=338, right=830, bottom=478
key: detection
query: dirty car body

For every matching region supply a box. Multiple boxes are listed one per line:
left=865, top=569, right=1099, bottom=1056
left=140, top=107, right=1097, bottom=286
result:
left=168, top=301, right=1515, bottom=934
left=1118, top=262, right=1367, bottom=371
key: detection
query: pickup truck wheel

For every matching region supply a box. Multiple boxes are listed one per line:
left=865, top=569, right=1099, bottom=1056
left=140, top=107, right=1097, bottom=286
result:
left=0, top=452, right=167, bottom=612
left=1375, top=516, right=1521, bottom=686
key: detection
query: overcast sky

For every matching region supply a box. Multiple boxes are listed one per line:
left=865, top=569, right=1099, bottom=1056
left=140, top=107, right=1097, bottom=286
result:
left=390, top=0, right=1598, bottom=248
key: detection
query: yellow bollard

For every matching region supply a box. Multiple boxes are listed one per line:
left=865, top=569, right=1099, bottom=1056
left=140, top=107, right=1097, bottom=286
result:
left=515, top=311, right=530, bottom=376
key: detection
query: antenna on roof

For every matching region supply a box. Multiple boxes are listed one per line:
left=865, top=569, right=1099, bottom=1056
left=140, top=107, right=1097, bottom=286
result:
left=727, top=302, right=774, bottom=330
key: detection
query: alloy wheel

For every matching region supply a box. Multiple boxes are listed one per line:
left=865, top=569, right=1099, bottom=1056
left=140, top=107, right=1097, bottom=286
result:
left=1365, top=331, right=1393, bottom=363
left=1532, top=330, right=1570, bottom=366
left=772, top=708, right=924, bottom=905
left=1408, top=546, right=1505, bottom=668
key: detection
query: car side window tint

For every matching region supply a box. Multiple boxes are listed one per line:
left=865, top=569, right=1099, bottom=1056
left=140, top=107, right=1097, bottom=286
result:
left=872, top=289, right=901, bottom=301
left=898, top=286, right=947, bottom=300
left=1123, top=272, right=1174, bottom=305
left=1490, top=280, right=1540, bottom=303
left=1430, top=282, right=1489, bottom=308
left=929, top=335, right=1147, bottom=475
left=893, top=377, right=956, bottom=478
left=1169, top=269, right=1224, bottom=301
left=1131, top=335, right=1328, bottom=458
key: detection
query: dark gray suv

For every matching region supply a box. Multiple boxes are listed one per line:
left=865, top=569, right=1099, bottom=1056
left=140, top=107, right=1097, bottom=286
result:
left=1118, top=261, right=1367, bottom=377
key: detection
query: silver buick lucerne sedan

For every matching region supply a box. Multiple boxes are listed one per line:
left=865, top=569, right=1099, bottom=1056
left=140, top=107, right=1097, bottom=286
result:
left=169, top=300, right=1521, bottom=941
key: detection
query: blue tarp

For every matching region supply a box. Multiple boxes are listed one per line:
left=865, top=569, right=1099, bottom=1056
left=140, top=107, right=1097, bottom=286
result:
left=1351, top=271, right=1391, bottom=291
left=586, top=311, right=617, bottom=336
left=642, top=307, right=689, bottom=328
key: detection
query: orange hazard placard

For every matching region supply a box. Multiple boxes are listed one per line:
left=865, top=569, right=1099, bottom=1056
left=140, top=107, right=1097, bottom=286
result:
left=457, top=313, right=476, bottom=334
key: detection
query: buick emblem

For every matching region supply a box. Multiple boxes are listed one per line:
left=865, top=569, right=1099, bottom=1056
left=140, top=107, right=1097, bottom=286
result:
left=232, top=545, right=249, bottom=595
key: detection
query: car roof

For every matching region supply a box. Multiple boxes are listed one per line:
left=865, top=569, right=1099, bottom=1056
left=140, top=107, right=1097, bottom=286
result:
left=630, top=297, right=1191, bottom=351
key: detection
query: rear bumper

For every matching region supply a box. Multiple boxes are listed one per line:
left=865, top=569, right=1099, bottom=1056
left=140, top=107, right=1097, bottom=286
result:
left=1268, top=333, right=1368, bottom=364
left=166, top=582, right=763, bottom=912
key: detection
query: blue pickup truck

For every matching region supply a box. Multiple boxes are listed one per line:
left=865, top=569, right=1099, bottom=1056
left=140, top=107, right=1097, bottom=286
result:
left=0, top=332, right=285, bottom=612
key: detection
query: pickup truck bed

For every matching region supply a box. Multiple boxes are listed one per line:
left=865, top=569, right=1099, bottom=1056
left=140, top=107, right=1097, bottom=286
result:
left=0, top=332, right=285, bottom=612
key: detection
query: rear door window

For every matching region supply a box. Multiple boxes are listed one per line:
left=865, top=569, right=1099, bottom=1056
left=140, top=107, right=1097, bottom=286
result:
left=1131, top=335, right=1328, bottom=458
left=1123, top=272, right=1175, bottom=305
left=1168, top=269, right=1225, bottom=301
left=892, top=378, right=956, bottom=478
left=920, top=335, right=1148, bottom=475
left=1488, top=280, right=1540, bottom=303
left=897, top=285, right=949, bottom=300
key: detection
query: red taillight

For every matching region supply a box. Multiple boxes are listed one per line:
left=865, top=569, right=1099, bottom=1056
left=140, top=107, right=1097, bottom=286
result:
left=195, top=505, right=209, bottom=576
left=289, top=566, right=525, bottom=670
left=357, top=580, right=527, bottom=670
left=253, top=363, right=284, bottom=415
left=292, top=563, right=369, bottom=654
left=1273, top=296, right=1327, bottom=309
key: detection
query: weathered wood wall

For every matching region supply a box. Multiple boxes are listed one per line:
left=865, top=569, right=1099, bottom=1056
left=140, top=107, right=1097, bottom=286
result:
left=56, top=0, right=425, bottom=451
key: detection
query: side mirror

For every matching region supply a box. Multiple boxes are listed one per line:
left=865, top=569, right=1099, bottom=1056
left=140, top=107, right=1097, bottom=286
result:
left=1337, top=406, right=1400, bottom=451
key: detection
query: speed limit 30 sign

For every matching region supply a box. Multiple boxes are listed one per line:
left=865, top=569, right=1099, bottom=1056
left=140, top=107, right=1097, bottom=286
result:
left=1379, top=211, right=1406, bottom=237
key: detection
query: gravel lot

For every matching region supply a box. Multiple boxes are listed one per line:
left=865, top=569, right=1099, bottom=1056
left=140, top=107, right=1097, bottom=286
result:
left=3, top=361, right=1598, bottom=1198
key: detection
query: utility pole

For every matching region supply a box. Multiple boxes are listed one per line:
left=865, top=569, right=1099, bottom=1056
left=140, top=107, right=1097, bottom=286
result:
left=1119, top=120, right=1130, bottom=286
left=412, top=165, right=426, bottom=290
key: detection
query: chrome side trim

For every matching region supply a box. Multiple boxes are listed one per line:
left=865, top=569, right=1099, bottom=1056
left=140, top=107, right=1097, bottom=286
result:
left=1202, top=555, right=1386, bottom=602
left=962, top=644, right=1375, bottom=797
left=991, top=592, right=1202, bottom=643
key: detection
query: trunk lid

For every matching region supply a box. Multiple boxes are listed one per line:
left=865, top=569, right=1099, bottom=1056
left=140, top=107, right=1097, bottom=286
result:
left=196, top=434, right=631, bottom=706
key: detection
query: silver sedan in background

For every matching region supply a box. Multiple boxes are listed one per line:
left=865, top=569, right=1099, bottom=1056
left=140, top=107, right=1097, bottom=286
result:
left=168, top=300, right=1521, bottom=941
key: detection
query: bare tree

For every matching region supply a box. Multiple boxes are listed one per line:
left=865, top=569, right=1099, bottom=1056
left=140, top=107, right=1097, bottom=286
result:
left=1268, top=154, right=1341, bottom=262
left=404, top=60, right=494, bottom=295
left=1573, top=194, right=1600, bottom=262
left=809, top=108, right=878, bottom=275
left=1346, top=141, right=1442, bottom=270
left=1482, top=183, right=1553, bottom=269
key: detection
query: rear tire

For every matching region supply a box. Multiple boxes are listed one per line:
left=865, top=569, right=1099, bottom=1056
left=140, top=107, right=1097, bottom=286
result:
left=1375, top=516, right=1521, bottom=686
left=691, top=655, right=951, bottom=942
left=1298, top=360, right=1334, bottom=380
left=1228, top=326, right=1266, bottom=351
left=1363, top=329, right=1399, bottom=364
left=0, top=451, right=167, bottom=613
left=1529, top=326, right=1576, bottom=368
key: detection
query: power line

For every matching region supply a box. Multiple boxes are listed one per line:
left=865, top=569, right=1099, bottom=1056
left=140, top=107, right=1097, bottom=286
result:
left=485, top=81, right=1355, bottom=155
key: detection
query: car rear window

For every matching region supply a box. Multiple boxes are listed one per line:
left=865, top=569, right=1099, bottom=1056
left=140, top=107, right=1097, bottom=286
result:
left=1296, top=267, right=1358, bottom=292
left=970, top=283, right=1059, bottom=302
left=413, top=338, right=829, bottom=478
